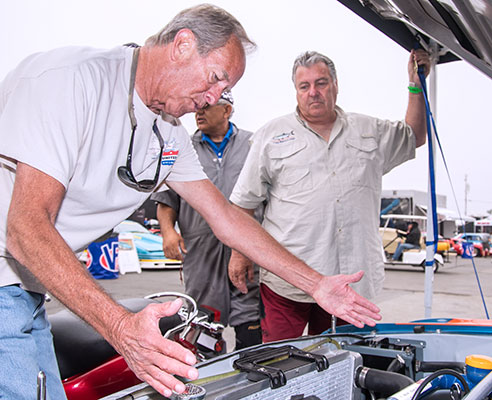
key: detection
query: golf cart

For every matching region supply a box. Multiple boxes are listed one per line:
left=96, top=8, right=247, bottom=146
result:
left=380, top=214, right=444, bottom=272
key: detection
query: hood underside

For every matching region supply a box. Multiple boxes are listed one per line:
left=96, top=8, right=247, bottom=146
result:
left=338, top=0, right=492, bottom=78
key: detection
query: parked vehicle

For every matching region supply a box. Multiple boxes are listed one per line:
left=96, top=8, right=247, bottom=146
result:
left=380, top=215, right=443, bottom=272
left=420, top=234, right=451, bottom=261
left=143, top=218, right=161, bottom=235
left=435, top=235, right=451, bottom=255
left=49, top=292, right=225, bottom=400
left=449, top=233, right=491, bottom=258
left=114, top=220, right=182, bottom=269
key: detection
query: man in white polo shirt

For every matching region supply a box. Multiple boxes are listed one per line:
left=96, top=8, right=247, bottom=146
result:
left=229, top=49, right=430, bottom=342
left=0, top=5, right=255, bottom=399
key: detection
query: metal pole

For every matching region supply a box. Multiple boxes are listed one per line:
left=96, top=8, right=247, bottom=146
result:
left=424, top=42, right=439, bottom=319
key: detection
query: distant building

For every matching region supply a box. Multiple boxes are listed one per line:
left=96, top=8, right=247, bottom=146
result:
left=381, top=189, right=447, bottom=217
left=476, top=218, right=492, bottom=234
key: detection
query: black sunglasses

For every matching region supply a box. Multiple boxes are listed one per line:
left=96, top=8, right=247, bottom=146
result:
left=117, top=47, right=164, bottom=193
left=117, top=120, right=164, bottom=192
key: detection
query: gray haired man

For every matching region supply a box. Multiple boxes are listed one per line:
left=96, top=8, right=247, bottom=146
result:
left=229, top=49, right=430, bottom=342
left=0, top=5, right=253, bottom=398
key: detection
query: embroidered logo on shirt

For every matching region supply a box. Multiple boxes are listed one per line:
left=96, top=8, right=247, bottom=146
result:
left=272, top=131, right=296, bottom=144
left=161, top=139, right=179, bottom=166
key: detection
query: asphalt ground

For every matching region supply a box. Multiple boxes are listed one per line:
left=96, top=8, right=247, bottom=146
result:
left=45, top=253, right=492, bottom=350
left=374, top=253, right=492, bottom=321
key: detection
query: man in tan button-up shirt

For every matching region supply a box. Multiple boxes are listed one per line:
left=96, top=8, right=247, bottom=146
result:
left=229, top=49, right=430, bottom=342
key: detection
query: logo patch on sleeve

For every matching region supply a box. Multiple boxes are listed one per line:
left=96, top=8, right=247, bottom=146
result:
left=162, top=139, right=179, bottom=166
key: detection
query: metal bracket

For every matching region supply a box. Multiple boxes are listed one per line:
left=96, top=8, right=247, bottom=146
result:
left=233, top=345, right=329, bottom=389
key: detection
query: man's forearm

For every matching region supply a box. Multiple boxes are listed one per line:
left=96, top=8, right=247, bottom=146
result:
left=231, top=203, right=255, bottom=218
left=405, top=92, right=427, bottom=147
left=156, top=202, right=185, bottom=260
left=169, top=180, right=323, bottom=296
left=7, top=215, right=129, bottom=344
left=156, top=203, right=178, bottom=235
left=7, top=163, right=128, bottom=345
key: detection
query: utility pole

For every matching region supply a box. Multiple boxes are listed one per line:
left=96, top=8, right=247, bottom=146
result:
left=464, top=174, right=469, bottom=215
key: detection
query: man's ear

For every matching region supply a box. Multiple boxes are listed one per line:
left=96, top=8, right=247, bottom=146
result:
left=223, top=104, right=233, bottom=119
left=170, top=29, right=197, bottom=62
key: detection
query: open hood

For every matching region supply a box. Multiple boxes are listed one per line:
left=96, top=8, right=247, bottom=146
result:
left=338, top=0, right=492, bottom=79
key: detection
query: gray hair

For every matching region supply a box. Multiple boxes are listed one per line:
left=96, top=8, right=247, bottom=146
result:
left=145, top=4, right=256, bottom=56
left=291, top=51, right=337, bottom=84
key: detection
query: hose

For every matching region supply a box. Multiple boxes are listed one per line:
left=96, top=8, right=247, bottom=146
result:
left=417, top=361, right=465, bottom=374
left=356, top=366, right=415, bottom=397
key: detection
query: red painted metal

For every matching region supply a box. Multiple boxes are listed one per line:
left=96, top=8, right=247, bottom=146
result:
left=63, top=355, right=141, bottom=400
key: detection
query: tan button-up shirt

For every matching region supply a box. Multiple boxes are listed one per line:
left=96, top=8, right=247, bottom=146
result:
left=230, top=107, right=416, bottom=302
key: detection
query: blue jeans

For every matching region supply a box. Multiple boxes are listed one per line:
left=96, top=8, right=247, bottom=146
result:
left=392, top=243, right=420, bottom=261
left=0, top=285, right=66, bottom=400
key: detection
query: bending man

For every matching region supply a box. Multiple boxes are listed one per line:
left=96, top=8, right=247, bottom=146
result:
left=0, top=8, right=380, bottom=398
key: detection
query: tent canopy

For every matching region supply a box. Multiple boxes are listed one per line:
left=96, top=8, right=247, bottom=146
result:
left=417, top=204, right=476, bottom=222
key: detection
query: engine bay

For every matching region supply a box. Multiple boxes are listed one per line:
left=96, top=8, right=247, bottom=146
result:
left=104, top=324, right=492, bottom=399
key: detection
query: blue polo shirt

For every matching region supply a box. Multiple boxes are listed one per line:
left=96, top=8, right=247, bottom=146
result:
left=201, top=122, right=233, bottom=159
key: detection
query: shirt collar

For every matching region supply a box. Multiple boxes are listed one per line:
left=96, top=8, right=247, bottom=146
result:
left=201, top=122, right=234, bottom=158
left=295, top=106, right=346, bottom=144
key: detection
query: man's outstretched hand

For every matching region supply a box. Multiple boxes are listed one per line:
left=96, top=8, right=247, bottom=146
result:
left=229, top=251, right=382, bottom=328
left=312, top=271, right=381, bottom=328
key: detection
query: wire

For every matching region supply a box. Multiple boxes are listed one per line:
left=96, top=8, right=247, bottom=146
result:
left=417, top=65, right=490, bottom=319
left=418, top=66, right=438, bottom=258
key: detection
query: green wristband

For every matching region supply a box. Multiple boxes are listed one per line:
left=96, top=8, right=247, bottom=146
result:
left=408, top=85, right=423, bottom=94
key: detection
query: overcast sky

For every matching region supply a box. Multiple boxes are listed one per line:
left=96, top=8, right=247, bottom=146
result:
left=1, top=0, right=491, bottom=216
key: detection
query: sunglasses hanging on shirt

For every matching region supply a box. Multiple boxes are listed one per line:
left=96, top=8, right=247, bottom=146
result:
left=117, top=46, right=165, bottom=193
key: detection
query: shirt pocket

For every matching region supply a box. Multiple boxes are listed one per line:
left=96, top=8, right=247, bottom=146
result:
left=269, top=140, right=312, bottom=196
left=345, top=135, right=379, bottom=189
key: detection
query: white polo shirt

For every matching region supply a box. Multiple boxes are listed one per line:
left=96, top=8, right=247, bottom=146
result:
left=230, top=107, right=415, bottom=302
left=0, top=46, right=206, bottom=293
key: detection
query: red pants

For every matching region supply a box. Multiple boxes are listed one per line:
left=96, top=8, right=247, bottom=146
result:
left=260, top=283, right=347, bottom=342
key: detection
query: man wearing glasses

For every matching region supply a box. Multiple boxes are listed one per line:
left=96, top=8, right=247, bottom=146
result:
left=152, top=91, right=262, bottom=351
left=0, top=5, right=380, bottom=400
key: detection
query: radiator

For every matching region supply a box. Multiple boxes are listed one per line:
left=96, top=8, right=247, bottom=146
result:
left=198, top=348, right=363, bottom=400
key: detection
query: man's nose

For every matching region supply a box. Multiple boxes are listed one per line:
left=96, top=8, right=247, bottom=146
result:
left=308, top=86, right=318, bottom=97
left=204, top=85, right=226, bottom=105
